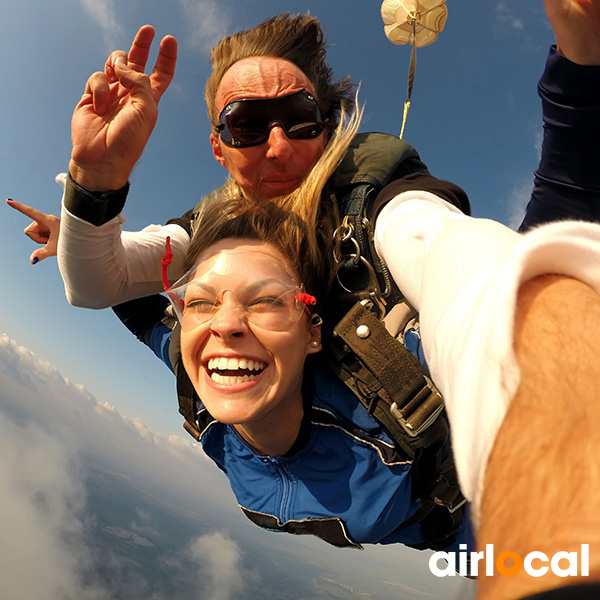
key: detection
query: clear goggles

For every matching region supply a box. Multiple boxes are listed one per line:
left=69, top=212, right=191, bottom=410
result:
left=216, top=89, right=326, bottom=148
left=162, top=243, right=316, bottom=332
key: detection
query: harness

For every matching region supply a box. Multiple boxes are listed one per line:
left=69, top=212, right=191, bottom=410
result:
left=323, top=134, right=467, bottom=549
left=169, top=132, right=467, bottom=550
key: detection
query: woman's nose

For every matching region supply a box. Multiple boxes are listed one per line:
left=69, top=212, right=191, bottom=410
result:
left=208, top=291, right=248, bottom=338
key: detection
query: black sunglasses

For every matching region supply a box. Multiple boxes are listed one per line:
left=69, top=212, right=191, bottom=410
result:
left=216, top=90, right=326, bottom=148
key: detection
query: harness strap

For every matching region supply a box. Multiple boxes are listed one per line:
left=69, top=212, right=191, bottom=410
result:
left=395, top=456, right=467, bottom=550
left=330, top=301, right=447, bottom=458
left=168, top=322, right=203, bottom=439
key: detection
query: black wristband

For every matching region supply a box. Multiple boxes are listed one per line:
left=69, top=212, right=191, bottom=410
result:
left=64, top=173, right=130, bottom=226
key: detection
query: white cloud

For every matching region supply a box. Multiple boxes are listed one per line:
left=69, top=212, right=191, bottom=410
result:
left=0, top=333, right=245, bottom=599
left=534, top=128, right=543, bottom=155
left=188, top=532, right=247, bottom=600
left=506, top=128, right=542, bottom=230
left=0, top=333, right=213, bottom=481
left=79, top=0, right=123, bottom=49
left=495, top=1, right=525, bottom=33
left=507, top=175, right=534, bottom=230
left=177, top=0, right=232, bottom=52
left=0, top=411, right=102, bottom=600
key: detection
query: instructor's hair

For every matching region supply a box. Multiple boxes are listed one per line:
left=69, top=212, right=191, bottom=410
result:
left=205, top=12, right=356, bottom=135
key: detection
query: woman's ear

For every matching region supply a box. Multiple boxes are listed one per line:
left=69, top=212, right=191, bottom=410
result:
left=307, top=314, right=322, bottom=354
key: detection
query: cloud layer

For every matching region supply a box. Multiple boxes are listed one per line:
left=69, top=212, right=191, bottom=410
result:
left=0, top=334, right=245, bottom=600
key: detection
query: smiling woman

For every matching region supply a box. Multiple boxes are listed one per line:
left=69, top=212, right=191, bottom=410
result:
left=174, top=239, right=322, bottom=457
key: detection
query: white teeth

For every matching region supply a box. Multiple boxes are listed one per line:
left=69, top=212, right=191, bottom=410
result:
left=207, top=357, right=266, bottom=372
left=211, top=373, right=253, bottom=385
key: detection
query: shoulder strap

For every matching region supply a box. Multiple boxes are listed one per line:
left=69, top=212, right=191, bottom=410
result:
left=332, top=132, right=429, bottom=190
left=330, top=134, right=427, bottom=309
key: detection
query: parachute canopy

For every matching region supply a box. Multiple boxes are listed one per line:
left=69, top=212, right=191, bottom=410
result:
left=381, top=0, right=448, bottom=48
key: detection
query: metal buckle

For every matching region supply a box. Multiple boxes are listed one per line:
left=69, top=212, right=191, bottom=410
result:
left=390, top=376, right=444, bottom=438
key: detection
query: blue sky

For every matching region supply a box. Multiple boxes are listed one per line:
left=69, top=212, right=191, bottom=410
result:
left=1, top=1, right=554, bottom=435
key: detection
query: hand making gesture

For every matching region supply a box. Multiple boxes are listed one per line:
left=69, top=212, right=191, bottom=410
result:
left=69, top=25, right=178, bottom=191
left=543, top=0, right=600, bottom=65
left=7, top=199, right=60, bottom=264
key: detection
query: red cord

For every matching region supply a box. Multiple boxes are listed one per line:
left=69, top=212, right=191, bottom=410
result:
left=162, top=237, right=184, bottom=308
left=298, top=292, right=317, bottom=306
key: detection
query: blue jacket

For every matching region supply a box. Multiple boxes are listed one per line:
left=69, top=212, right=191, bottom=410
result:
left=193, top=365, right=470, bottom=550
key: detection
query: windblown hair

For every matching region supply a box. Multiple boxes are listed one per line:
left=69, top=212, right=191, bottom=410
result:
left=187, top=98, right=363, bottom=301
left=205, top=13, right=356, bottom=134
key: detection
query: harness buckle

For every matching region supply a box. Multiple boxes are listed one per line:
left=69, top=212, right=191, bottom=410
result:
left=390, top=376, right=444, bottom=438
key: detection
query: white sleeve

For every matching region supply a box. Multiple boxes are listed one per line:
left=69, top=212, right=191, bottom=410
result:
left=374, top=190, right=600, bottom=524
left=57, top=202, right=190, bottom=309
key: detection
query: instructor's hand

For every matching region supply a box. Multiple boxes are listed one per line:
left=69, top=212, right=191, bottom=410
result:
left=69, top=25, right=178, bottom=191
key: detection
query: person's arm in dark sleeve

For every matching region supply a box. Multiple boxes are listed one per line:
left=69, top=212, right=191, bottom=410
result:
left=519, top=47, right=600, bottom=232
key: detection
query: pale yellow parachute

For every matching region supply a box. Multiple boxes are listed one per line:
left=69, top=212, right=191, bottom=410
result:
left=380, top=0, right=447, bottom=137
left=381, top=0, right=447, bottom=47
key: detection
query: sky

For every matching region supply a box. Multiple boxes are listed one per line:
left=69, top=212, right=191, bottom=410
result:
left=0, top=0, right=556, bottom=595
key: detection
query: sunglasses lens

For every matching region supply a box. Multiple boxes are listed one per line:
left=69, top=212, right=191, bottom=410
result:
left=218, top=91, right=324, bottom=148
left=220, top=112, right=271, bottom=147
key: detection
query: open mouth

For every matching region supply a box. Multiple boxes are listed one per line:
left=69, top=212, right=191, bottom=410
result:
left=207, top=357, right=267, bottom=385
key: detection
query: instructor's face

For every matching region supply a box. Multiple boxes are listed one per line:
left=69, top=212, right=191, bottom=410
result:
left=210, top=57, right=328, bottom=202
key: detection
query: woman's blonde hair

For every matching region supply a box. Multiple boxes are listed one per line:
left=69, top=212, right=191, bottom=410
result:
left=187, top=99, right=363, bottom=301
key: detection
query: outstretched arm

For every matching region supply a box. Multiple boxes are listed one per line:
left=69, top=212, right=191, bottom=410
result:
left=374, top=191, right=600, bottom=596
left=477, top=274, right=600, bottom=599
left=519, top=0, right=600, bottom=231
left=69, top=25, right=177, bottom=191
left=7, top=196, right=176, bottom=372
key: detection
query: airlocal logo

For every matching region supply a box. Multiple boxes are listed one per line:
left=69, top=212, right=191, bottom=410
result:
left=429, top=544, right=590, bottom=578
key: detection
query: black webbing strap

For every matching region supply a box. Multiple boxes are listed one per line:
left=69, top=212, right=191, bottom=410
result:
left=168, top=323, right=202, bottom=440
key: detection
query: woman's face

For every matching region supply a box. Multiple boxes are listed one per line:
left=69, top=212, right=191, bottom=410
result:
left=179, top=239, right=321, bottom=431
